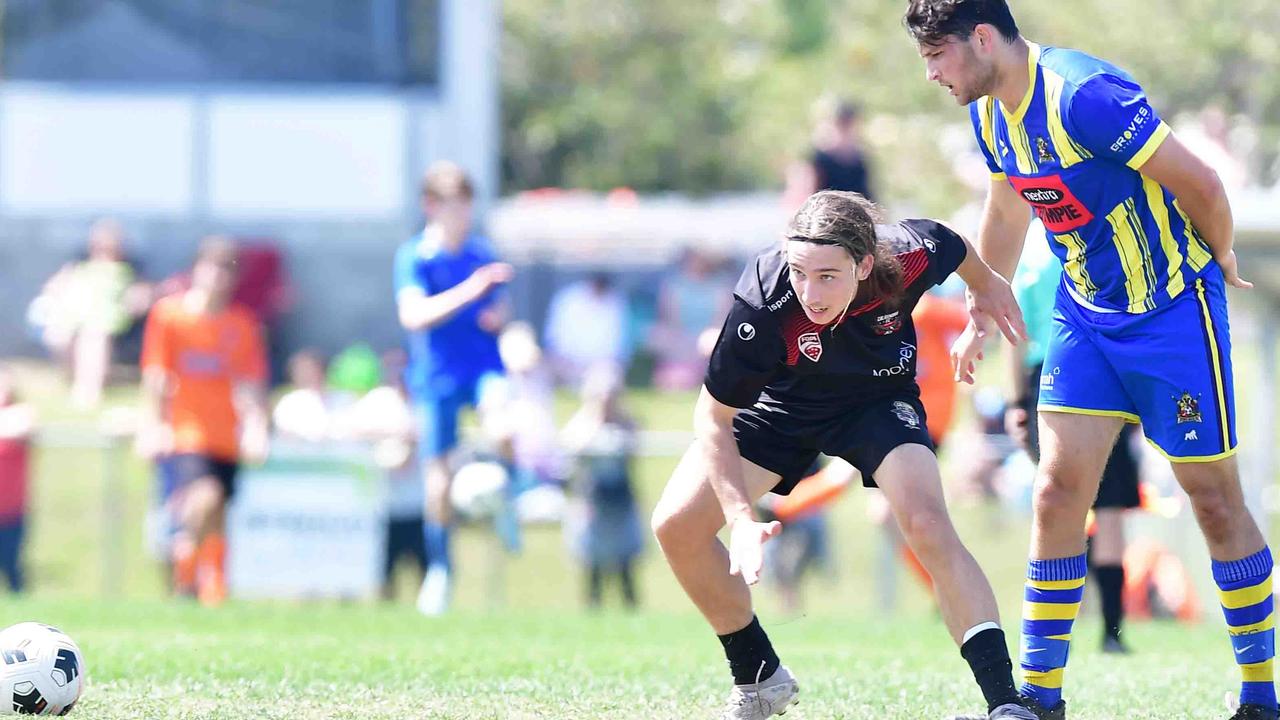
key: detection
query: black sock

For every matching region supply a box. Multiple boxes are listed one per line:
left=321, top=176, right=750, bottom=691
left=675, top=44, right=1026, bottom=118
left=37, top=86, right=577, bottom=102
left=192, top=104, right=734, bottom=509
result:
left=587, top=564, right=602, bottom=607
left=1093, top=564, right=1125, bottom=640
left=619, top=562, right=637, bottom=608
left=717, top=616, right=781, bottom=686
left=960, top=627, right=1020, bottom=711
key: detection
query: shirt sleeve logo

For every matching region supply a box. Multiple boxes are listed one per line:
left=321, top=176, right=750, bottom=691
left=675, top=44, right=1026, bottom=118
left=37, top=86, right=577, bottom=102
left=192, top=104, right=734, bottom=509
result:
left=1110, top=106, right=1152, bottom=154
left=737, top=323, right=756, bottom=341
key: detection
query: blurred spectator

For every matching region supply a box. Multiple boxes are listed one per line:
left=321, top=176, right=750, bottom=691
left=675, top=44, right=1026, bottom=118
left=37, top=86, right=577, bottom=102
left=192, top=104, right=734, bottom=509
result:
left=0, top=365, right=33, bottom=593
left=561, top=365, right=643, bottom=609
left=544, top=273, right=630, bottom=386
left=810, top=100, right=875, bottom=199
left=913, top=291, right=970, bottom=445
left=28, top=218, right=152, bottom=408
left=394, top=160, right=511, bottom=615
left=326, top=343, right=383, bottom=403
left=341, top=350, right=426, bottom=601
left=955, top=387, right=1019, bottom=503
left=152, top=239, right=294, bottom=385
left=136, top=236, right=270, bottom=607
left=758, top=459, right=834, bottom=616
left=272, top=349, right=334, bottom=442
left=480, top=322, right=563, bottom=492
left=649, top=248, right=731, bottom=390
left=1175, top=105, right=1249, bottom=192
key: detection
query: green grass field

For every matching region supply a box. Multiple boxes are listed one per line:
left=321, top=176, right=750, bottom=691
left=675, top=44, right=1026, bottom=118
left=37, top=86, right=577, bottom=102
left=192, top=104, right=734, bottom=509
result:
left=0, top=360, right=1272, bottom=718
left=0, top=597, right=1251, bottom=719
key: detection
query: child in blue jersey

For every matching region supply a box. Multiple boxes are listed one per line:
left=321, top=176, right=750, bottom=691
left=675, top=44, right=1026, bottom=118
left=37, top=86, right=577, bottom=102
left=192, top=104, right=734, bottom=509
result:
left=907, top=2, right=1268, bottom=720
left=394, top=161, right=511, bottom=615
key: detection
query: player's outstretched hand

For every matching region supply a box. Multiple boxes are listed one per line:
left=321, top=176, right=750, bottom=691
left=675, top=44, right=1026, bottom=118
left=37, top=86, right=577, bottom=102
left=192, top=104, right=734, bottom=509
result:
left=950, top=318, right=990, bottom=385
left=1217, top=250, right=1253, bottom=290
left=966, top=274, right=1026, bottom=345
left=469, top=262, right=515, bottom=293
left=727, top=518, right=781, bottom=586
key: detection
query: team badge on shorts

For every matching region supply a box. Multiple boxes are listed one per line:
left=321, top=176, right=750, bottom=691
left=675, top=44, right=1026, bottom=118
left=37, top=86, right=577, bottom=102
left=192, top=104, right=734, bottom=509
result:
left=892, top=401, right=920, bottom=429
left=1174, top=391, right=1202, bottom=424
left=1037, top=137, right=1054, bottom=163
left=799, top=332, right=823, bottom=362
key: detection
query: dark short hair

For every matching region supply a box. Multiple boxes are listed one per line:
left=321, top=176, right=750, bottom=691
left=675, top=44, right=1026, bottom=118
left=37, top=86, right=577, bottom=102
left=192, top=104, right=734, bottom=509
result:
left=835, top=101, right=861, bottom=125
left=904, top=0, right=1020, bottom=45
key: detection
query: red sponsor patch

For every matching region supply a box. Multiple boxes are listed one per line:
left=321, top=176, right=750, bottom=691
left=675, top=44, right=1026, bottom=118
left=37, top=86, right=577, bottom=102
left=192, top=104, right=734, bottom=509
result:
left=1008, top=174, right=1093, bottom=233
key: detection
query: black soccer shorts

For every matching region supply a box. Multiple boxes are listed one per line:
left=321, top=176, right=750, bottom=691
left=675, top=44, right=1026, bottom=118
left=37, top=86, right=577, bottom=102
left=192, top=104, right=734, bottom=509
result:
left=733, top=393, right=934, bottom=494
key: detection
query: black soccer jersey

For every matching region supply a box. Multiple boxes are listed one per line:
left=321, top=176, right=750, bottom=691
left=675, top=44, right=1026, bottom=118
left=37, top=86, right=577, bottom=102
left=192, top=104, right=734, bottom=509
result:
left=704, top=219, right=967, bottom=423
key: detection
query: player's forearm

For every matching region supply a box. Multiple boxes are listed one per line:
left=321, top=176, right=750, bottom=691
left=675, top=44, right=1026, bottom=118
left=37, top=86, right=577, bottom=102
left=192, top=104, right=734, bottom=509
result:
left=398, top=281, right=482, bottom=332
left=697, top=427, right=755, bottom=527
left=1177, top=172, right=1234, bottom=261
left=693, top=394, right=754, bottom=526
left=139, top=369, right=169, bottom=426
left=241, top=396, right=270, bottom=440
left=976, top=190, right=1031, bottom=281
left=955, top=235, right=1002, bottom=294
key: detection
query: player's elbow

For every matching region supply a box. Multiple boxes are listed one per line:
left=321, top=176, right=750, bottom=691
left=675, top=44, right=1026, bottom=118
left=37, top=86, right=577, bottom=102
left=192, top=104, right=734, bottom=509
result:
left=398, top=306, right=432, bottom=332
left=1170, top=155, right=1229, bottom=217
left=692, top=405, right=736, bottom=446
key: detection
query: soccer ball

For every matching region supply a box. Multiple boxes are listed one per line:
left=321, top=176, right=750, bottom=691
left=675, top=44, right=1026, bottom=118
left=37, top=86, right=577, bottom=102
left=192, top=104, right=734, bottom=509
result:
left=0, top=623, right=85, bottom=715
left=450, top=461, right=509, bottom=521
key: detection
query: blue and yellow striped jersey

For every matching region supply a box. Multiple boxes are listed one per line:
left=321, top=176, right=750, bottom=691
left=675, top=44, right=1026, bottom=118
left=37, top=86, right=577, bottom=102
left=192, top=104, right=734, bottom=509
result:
left=969, top=43, right=1214, bottom=313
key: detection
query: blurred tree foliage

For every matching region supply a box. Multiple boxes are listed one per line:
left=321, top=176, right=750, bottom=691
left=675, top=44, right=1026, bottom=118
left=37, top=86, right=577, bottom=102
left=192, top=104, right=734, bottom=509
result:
left=502, top=0, right=1280, bottom=216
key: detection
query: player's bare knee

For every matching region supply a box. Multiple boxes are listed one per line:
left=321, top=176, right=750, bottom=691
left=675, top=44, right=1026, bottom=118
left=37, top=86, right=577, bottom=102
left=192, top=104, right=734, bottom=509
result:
left=651, top=506, right=693, bottom=551
left=1184, top=485, right=1236, bottom=544
left=1033, top=470, right=1092, bottom=515
left=898, top=507, right=953, bottom=560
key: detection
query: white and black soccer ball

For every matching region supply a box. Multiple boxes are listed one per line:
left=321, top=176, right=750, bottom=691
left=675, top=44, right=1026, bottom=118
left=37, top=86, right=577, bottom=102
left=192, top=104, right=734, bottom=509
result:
left=0, top=623, right=85, bottom=716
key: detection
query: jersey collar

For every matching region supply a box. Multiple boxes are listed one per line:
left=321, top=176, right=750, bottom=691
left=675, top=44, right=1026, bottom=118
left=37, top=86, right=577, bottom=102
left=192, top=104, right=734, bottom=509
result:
left=1001, top=42, right=1041, bottom=127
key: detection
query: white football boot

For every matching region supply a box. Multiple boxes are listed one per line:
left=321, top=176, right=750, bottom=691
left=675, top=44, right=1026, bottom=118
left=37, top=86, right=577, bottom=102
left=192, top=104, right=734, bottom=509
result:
left=720, top=665, right=799, bottom=720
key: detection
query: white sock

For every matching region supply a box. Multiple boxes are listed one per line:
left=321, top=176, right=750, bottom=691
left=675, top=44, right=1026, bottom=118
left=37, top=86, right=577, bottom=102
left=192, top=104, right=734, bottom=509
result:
left=962, top=621, right=1001, bottom=645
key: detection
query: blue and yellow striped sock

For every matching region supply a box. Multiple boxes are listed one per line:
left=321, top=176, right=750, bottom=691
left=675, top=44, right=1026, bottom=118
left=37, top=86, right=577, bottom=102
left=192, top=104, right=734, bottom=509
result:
left=1214, top=547, right=1275, bottom=709
left=1019, top=553, right=1087, bottom=710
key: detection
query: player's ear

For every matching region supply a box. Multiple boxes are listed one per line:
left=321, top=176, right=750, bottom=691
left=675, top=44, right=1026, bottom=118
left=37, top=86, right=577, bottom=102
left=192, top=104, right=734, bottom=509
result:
left=972, top=24, right=992, bottom=51
left=856, top=254, right=874, bottom=281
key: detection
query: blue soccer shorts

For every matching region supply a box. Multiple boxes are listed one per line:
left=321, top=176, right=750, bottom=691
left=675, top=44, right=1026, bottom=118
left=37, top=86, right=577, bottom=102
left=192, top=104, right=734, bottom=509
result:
left=414, top=371, right=505, bottom=460
left=1038, top=266, right=1236, bottom=462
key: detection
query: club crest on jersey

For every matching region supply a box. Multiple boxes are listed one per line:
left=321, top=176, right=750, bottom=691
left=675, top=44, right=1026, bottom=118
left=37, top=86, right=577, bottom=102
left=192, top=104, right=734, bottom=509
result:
left=1036, top=137, right=1054, bottom=163
left=798, top=332, right=823, bottom=362
left=871, top=311, right=902, bottom=336
left=1174, top=391, right=1202, bottom=424
left=892, top=401, right=920, bottom=429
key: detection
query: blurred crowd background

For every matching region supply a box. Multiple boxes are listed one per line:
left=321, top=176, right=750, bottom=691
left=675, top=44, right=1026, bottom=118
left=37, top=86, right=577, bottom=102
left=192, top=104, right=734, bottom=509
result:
left=2, top=1, right=1280, bottom=623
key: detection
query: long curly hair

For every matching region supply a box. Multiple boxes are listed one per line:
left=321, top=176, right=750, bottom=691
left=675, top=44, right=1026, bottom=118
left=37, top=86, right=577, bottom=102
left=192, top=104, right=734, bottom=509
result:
left=785, top=190, right=903, bottom=308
